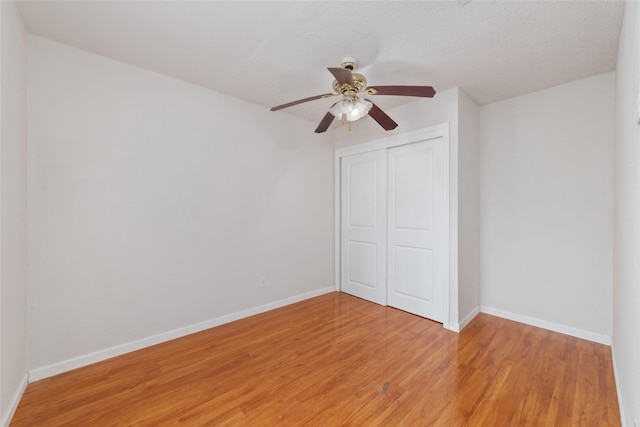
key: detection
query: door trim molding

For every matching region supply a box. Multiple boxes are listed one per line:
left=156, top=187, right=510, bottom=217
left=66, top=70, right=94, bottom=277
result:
left=334, top=123, right=451, bottom=329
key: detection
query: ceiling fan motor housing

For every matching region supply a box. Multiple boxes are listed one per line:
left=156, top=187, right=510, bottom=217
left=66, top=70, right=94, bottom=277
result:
left=333, top=73, right=367, bottom=96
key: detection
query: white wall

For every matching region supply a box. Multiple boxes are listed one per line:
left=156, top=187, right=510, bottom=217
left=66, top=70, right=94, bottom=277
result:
left=457, top=90, right=480, bottom=325
left=26, top=36, right=335, bottom=374
left=613, top=1, right=640, bottom=425
left=333, top=87, right=480, bottom=329
left=479, top=72, right=614, bottom=340
left=0, top=1, right=28, bottom=424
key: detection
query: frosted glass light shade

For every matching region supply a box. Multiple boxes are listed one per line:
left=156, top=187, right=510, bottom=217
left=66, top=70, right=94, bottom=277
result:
left=329, top=97, right=372, bottom=122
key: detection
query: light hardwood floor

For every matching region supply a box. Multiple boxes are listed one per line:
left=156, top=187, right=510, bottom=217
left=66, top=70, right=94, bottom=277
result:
left=11, top=292, right=620, bottom=426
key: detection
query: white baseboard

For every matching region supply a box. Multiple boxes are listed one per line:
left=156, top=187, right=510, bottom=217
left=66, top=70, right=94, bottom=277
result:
left=29, top=287, right=335, bottom=382
left=459, top=306, right=480, bottom=331
left=610, top=343, right=627, bottom=427
left=480, top=306, right=612, bottom=346
left=1, top=373, right=28, bottom=427
left=446, top=306, right=480, bottom=333
left=443, top=321, right=454, bottom=332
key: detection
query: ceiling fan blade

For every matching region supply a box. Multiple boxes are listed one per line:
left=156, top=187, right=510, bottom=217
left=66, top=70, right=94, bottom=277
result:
left=367, top=85, right=436, bottom=98
left=366, top=100, right=398, bottom=131
left=271, top=93, right=335, bottom=111
left=328, top=67, right=354, bottom=86
left=315, top=104, right=336, bottom=133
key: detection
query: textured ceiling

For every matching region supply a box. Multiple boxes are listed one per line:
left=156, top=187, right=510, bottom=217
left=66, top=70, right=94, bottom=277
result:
left=15, top=1, right=624, bottom=123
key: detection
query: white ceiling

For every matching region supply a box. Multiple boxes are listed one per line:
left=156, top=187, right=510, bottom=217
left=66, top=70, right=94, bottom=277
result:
left=15, top=1, right=624, bottom=123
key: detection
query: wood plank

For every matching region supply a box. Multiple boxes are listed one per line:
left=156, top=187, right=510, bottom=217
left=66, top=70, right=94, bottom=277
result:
left=10, top=292, right=621, bottom=426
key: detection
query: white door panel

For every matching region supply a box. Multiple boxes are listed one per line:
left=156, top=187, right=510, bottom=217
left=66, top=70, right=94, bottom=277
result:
left=392, top=150, right=433, bottom=230
left=387, top=139, right=445, bottom=321
left=340, top=150, right=387, bottom=305
left=392, top=246, right=433, bottom=300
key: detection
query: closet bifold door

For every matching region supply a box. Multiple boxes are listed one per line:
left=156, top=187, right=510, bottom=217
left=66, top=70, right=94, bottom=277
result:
left=340, top=149, right=388, bottom=306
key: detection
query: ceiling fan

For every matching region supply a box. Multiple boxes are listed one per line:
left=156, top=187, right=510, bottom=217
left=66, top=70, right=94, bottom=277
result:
left=270, top=57, right=436, bottom=133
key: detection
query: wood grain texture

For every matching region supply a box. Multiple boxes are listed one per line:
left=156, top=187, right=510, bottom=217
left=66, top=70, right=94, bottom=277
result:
left=314, top=110, right=335, bottom=133
left=270, top=93, right=334, bottom=111
left=327, top=67, right=354, bottom=87
left=367, top=100, right=398, bottom=131
left=368, top=85, right=436, bottom=97
left=11, top=292, right=620, bottom=426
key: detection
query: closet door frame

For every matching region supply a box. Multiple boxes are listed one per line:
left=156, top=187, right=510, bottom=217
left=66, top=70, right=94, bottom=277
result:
left=334, top=123, right=452, bottom=330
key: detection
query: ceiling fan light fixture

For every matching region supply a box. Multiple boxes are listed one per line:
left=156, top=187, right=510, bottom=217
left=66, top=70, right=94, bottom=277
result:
left=329, top=97, right=372, bottom=123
